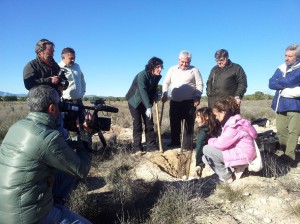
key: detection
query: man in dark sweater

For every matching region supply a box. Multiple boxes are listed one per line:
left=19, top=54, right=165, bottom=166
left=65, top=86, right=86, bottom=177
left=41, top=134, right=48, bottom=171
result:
left=206, top=49, right=247, bottom=108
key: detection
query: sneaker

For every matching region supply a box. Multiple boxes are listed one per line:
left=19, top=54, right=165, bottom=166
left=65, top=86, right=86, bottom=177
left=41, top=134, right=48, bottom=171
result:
left=233, top=165, right=248, bottom=180
left=195, top=163, right=205, bottom=177
left=132, top=146, right=143, bottom=153
left=219, top=175, right=235, bottom=184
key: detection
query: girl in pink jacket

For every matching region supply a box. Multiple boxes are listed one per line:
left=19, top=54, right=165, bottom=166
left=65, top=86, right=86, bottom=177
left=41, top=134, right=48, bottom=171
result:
left=203, top=97, right=257, bottom=183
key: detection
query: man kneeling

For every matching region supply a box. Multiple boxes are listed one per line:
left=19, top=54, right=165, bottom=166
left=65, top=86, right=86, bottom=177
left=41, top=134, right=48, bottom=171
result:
left=0, top=85, right=92, bottom=223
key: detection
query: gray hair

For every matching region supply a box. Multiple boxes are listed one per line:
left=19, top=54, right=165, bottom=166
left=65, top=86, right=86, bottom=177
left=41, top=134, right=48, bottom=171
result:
left=27, top=85, right=60, bottom=112
left=286, top=44, right=300, bottom=58
left=179, top=50, right=192, bottom=60
left=35, top=39, right=55, bottom=54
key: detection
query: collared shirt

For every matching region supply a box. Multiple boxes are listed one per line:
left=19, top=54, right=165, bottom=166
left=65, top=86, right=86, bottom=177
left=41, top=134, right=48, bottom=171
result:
left=59, top=61, right=86, bottom=100
left=162, top=65, right=203, bottom=101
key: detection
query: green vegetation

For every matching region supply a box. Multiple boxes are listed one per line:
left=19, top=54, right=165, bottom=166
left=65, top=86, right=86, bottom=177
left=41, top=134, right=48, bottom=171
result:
left=2, top=91, right=273, bottom=103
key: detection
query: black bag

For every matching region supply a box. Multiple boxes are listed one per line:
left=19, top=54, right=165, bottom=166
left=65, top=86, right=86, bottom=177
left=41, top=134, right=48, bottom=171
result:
left=255, top=130, right=279, bottom=153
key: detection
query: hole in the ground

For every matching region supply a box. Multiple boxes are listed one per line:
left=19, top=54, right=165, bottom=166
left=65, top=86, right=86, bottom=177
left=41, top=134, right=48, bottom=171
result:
left=146, top=150, right=193, bottom=178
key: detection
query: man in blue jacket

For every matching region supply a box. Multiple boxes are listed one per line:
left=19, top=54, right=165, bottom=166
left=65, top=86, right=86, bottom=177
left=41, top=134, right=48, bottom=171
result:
left=0, top=85, right=92, bottom=223
left=269, top=44, right=300, bottom=166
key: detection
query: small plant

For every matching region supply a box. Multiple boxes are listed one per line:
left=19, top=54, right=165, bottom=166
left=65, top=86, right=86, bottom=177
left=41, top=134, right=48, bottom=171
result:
left=147, top=182, right=198, bottom=224
left=65, top=182, right=100, bottom=220
left=288, top=203, right=300, bottom=218
left=216, top=184, right=245, bottom=203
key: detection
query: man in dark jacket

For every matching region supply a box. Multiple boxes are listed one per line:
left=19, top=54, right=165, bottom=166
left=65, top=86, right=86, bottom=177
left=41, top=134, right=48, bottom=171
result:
left=23, top=38, right=68, bottom=96
left=206, top=49, right=247, bottom=108
left=126, top=57, right=163, bottom=152
left=0, top=85, right=92, bottom=223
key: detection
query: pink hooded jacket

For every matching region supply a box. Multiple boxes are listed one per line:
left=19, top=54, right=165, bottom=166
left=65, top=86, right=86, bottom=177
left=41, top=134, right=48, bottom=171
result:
left=208, top=114, right=257, bottom=168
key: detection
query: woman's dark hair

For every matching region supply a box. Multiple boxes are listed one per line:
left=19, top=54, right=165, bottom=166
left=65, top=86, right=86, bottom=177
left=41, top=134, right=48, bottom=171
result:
left=212, top=96, right=239, bottom=126
left=145, top=57, right=163, bottom=73
left=196, top=107, right=220, bottom=137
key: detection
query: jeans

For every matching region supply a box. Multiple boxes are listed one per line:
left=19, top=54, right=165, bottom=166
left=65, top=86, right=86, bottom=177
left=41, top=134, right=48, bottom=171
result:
left=38, top=171, right=90, bottom=223
left=38, top=203, right=91, bottom=224
left=52, top=170, right=77, bottom=205
left=57, top=112, right=69, bottom=139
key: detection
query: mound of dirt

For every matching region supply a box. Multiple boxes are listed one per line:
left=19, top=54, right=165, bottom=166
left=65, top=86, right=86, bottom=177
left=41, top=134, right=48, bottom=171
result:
left=91, top=122, right=300, bottom=224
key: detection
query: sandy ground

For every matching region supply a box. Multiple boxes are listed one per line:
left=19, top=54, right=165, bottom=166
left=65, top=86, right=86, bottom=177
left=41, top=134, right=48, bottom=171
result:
left=90, top=122, right=300, bottom=224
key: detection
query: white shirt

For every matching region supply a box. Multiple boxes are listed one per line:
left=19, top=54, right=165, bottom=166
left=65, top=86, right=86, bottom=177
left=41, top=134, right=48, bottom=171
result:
left=162, top=65, right=203, bottom=101
left=59, top=61, right=86, bottom=100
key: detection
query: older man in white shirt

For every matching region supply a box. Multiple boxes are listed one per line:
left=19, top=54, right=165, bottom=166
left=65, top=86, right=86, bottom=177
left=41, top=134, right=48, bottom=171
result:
left=162, top=50, right=203, bottom=149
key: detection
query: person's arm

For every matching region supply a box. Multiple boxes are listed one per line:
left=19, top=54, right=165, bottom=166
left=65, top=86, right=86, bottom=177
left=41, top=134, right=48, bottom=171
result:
left=269, top=66, right=300, bottom=94
left=277, top=70, right=300, bottom=88
left=235, top=65, right=247, bottom=99
left=280, top=86, right=300, bottom=98
left=162, top=67, right=172, bottom=102
left=206, top=69, right=214, bottom=97
left=80, top=66, right=86, bottom=97
left=193, top=68, right=203, bottom=106
left=208, top=126, right=241, bottom=151
left=137, top=72, right=152, bottom=109
left=23, top=61, right=52, bottom=90
left=269, top=68, right=286, bottom=90
left=43, top=132, right=92, bottom=180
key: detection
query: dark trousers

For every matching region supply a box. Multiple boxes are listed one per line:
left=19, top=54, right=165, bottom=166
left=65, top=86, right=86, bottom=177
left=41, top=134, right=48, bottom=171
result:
left=128, top=103, right=157, bottom=150
left=169, top=100, right=195, bottom=149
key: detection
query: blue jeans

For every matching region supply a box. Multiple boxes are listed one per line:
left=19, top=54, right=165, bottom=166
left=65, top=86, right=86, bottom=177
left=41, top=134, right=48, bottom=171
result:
left=39, top=171, right=90, bottom=223
left=38, top=203, right=91, bottom=224
left=52, top=170, right=77, bottom=205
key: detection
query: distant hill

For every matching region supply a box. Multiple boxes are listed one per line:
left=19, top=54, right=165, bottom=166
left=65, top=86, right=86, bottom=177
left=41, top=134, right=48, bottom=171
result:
left=0, top=91, right=111, bottom=99
left=0, top=91, right=27, bottom=97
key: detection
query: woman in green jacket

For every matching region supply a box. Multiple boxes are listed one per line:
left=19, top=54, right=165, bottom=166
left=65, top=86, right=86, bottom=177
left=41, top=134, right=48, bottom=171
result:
left=126, top=57, right=163, bottom=152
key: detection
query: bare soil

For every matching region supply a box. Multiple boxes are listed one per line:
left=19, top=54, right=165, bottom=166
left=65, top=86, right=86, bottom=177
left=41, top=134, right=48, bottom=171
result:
left=88, top=123, right=300, bottom=224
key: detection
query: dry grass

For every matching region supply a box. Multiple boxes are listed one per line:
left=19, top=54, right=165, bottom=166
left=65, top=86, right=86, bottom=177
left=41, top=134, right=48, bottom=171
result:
left=216, top=184, right=245, bottom=203
left=2, top=99, right=297, bottom=224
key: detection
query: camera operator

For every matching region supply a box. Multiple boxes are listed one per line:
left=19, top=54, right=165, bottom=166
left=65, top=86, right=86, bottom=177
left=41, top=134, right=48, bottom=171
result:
left=0, top=85, right=92, bottom=223
left=23, top=38, right=68, bottom=96
left=22, top=39, right=90, bottom=209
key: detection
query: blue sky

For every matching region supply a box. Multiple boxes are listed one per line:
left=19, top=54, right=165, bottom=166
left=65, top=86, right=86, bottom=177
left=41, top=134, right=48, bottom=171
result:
left=0, top=0, right=299, bottom=97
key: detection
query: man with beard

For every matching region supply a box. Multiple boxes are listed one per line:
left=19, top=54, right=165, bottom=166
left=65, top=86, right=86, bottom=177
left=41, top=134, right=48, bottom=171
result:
left=269, top=44, right=300, bottom=166
left=23, top=38, right=68, bottom=95
left=59, top=47, right=86, bottom=101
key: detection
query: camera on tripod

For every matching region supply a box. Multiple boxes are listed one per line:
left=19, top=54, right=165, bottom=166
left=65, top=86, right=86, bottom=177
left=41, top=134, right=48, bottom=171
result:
left=59, top=98, right=119, bottom=148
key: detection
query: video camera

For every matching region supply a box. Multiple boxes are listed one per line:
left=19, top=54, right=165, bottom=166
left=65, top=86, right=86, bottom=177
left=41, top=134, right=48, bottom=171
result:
left=57, top=68, right=69, bottom=90
left=59, top=98, right=119, bottom=148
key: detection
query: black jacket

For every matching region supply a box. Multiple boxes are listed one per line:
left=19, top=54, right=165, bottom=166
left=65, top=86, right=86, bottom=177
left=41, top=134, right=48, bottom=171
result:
left=23, top=57, right=61, bottom=90
left=206, top=59, right=247, bottom=107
